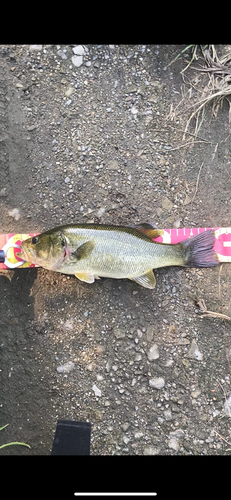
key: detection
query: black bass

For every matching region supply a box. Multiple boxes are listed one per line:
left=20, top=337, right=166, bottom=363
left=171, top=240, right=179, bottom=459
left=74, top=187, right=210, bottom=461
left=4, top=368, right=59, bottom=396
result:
left=18, top=223, right=219, bottom=289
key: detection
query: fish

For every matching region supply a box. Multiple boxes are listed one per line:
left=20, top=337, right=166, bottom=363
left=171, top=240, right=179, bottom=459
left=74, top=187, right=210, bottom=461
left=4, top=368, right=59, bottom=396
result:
left=17, top=223, right=219, bottom=289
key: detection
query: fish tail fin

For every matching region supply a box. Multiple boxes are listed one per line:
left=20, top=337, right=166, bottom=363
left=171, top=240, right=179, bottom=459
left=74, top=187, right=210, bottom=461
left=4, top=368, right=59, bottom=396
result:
left=181, top=229, right=219, bottom=268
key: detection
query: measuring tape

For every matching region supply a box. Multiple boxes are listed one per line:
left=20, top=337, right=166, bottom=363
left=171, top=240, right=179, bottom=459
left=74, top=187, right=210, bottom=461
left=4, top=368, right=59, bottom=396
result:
left=154, top=227, right=231, bottom=263
left=0, top=227, right=231, bottom=269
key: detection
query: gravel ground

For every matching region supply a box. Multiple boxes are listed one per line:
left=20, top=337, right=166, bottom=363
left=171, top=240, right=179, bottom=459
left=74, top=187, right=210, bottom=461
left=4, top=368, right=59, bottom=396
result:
left=0, top=44, right=231, bottom=456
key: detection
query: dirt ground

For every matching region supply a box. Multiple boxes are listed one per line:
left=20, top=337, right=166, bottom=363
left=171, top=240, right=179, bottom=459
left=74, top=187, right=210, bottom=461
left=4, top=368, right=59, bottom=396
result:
left=0, top=44, right=231, bottom=456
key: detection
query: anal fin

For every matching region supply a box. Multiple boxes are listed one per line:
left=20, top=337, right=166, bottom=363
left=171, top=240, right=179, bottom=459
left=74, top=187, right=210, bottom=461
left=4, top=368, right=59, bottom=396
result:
left=75, top=272, right=95, bottom=283
left=129, top=269, right=156, bottom=289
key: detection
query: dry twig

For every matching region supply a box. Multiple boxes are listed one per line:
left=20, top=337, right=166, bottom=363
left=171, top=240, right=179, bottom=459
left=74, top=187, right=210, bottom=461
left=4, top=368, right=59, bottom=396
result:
left=191, top=162, right=204, bottom=202
left=218, top=264, right=223, bottom=300
left=197, top=298, right=231, bottom=321
left=214, top=430, right=231, bottom=447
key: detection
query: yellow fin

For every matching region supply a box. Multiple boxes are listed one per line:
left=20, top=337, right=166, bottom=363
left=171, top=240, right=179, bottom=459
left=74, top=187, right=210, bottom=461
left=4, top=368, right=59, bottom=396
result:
left=129, top=223, right=163, bottom=240
left=140, top=228, right=163, bottom=239
left=75, top=272, right=95, bottom=283
left=129, top=269, right=156, bottom=289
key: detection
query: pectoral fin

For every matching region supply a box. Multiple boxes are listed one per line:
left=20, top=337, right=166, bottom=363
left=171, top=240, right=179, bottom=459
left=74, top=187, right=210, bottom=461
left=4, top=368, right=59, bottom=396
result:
left=129, top=269, right=156, bottom=289
left=129, top=223, right=163, bottom=240
left=72, top=240, right=95, bottom=260
left=75, top=272, right=95, bottom=283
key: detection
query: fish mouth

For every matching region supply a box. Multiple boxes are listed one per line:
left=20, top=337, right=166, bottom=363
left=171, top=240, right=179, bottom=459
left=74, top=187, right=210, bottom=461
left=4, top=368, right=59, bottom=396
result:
left=16, top=248, right=27, bottom=261
left=16, top=244, right=35, bottom=263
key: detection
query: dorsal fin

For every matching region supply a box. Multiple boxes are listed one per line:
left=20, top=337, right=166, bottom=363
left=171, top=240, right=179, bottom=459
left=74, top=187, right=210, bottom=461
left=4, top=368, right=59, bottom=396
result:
left=128, top=223, right=163, bottom=240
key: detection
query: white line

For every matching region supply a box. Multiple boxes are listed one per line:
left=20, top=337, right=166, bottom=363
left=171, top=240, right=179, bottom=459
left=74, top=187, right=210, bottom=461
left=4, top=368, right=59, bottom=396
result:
left=74, top=494, right=157, bottom=497
left=223, top=241, right=231, bottom=247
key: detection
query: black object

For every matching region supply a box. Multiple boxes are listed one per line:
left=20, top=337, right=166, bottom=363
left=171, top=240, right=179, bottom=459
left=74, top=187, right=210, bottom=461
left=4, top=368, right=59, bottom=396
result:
left=51, top=420, right=91, bottom=455
left=0, top=250, right=5, bottom=263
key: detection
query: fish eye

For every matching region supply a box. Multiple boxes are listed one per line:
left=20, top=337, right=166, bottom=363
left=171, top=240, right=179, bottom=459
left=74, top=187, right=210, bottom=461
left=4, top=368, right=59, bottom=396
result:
left=32, top=236, right=39, bottom=244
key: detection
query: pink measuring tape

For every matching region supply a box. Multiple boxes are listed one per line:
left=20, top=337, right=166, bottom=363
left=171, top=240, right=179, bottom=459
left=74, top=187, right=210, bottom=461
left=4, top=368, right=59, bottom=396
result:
left=153, top=227, right=231, bottom=263
left=0, top=227, right=230, bottom=269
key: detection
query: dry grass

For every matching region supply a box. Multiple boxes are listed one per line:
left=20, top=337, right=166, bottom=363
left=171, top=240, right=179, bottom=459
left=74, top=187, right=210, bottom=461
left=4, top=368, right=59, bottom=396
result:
left=196, top=298, right=231, bottom=321
left=167, top=45, right=231, bottom=140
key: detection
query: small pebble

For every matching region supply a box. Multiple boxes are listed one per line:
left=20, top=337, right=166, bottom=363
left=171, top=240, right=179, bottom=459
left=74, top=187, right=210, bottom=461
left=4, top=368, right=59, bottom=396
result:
left=162, top=196, right=174, bottom=210
left=224, top=395, right=231, bottom=417
left=123, top=436, right=130, bottom=445
left=72, top=45, right=85, bottom=56
left=97, top=207, right=106, bottom=218
left=147, top=344, right=159, bottom=361
left=8, top=208, right=20, bottom=221
left=191, top=389, right=201, bottom=399
left=170, top=429, right=185, bottom=438
left=71, top=55, right=83, bottom=67
left=57, top=50, right=67, bottom=60
left=131, top=106, right=138, bottom=115
left=114, top=328, right=125, bottom=339
left=187, top=339, right=203, bottom=361
left=173, top=219, right=181, bottom=228
left=149, top=377, right=165, bottom=389
left=134, top=353, right=142, bottom=362
left=134, top=432, right=144, bottom=439
left=143, top=446, right=161, bottom=455
left=65, top=87, right=74, bottom=97
left=121, top=422, right=130, bottom=432
left=57, top=362, right=75, bottom=374
left=29, top=45, right=42, bottom=52
left=92, top=384, right=102, bottom=397
left=168, top=437, right=179, bottom=451
left=164, top=409, right=173, bottom=421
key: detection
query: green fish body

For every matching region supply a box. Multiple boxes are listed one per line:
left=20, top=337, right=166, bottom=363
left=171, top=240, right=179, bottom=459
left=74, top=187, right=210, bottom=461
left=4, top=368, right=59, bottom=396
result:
left=19, top=223, right=219, bottom=289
